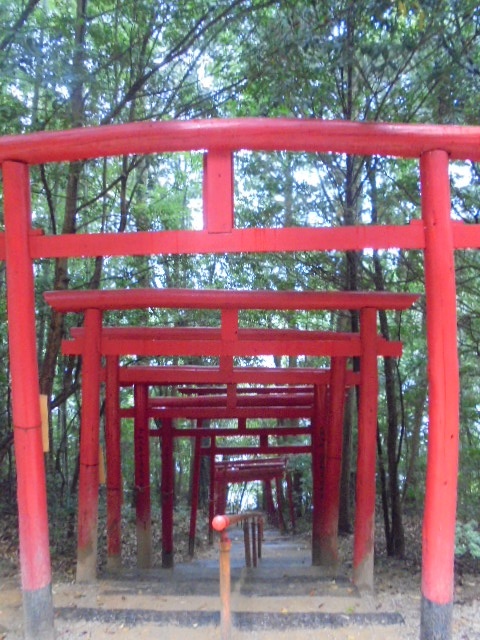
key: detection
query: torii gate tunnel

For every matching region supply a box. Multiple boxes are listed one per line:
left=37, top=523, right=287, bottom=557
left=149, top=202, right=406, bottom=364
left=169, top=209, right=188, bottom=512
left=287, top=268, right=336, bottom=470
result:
left=1, top=118, right=480, bottom=640
left=48, top=288, right=414, bottom=582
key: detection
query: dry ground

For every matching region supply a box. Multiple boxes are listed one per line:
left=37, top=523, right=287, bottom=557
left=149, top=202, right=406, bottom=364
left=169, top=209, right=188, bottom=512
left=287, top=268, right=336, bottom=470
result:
left=0, top=513, right=479, bottom=640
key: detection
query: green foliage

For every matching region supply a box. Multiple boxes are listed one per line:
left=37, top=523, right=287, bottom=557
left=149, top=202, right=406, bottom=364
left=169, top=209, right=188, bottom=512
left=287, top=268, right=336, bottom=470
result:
left=0, top=0, right=480, bottom=560
left=456, top=520, right=480, bottom=559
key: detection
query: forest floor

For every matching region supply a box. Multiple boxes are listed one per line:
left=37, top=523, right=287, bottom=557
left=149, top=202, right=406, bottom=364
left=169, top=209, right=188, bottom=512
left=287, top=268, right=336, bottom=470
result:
left=0, top=511, right=479, bottom=639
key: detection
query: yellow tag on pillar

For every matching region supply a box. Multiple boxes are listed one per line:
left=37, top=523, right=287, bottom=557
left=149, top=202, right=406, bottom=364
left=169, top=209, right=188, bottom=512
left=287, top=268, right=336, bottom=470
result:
left=99, top=445, right=106, bottom=485
left=40, top=394, right=49, bottom=453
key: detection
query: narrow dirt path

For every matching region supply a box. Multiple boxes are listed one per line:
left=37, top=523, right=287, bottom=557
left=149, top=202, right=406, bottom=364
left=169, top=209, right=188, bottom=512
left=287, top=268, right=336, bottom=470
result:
left=1, top=526, right=479, bottom=639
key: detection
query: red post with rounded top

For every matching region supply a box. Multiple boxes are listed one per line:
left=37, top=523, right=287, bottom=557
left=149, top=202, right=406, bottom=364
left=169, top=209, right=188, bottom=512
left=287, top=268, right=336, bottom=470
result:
left=76, top=307, right=102, bottom=583
left=3, top=161, right=54, bottom=639
left=420, top=150, right=459, bottom=640
left=353, top=308, right=378, bottom=591
left=134, top=384, right=152, bottom=568
left=105, top=355, right=122, bottom=569
left=320, top=356, right=347, bottom=566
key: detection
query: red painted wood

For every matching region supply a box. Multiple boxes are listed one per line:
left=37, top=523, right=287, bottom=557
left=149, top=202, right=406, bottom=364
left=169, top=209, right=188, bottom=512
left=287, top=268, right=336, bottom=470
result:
left=45, top=287, right=419, bottom=312
left=205, top=445, right=312, bottom=456
left=311, top=385, right=327, bottom=565
left=421, top=150, right=459, bottom=607
left=115, top=365, right=350, bottom=386
left=63, top=327, right=403, bottom=358
left=203, top=151, right=233, bottom=233
left=76, top=307, right=102, bottom=582
left=105, top=356, right=122, bottom=568
left=177, top=384, right=313, bottom=395
left=134, top=384, right=152, bottom=568
left=145, top=405, right=315, bottom=420
left=0, top=118, right=479, bottom=165
left=319, top=356, right=347, bottom=565
left=3, top=162, right=53, bottom=600
left=3, top=209, right=480, bottom=264
left=63, top=336, right=402, bottom=358
left=353, top=308, right=378, bottom=590
left=149, top=425, right=311, bottom=439
left=13, top=224, right=425, bottom=260
left=149, top=392, right=314, bottom=407
left=69, top=326, right=374, bottom=341
left=161, top=418, right=175, bottom=567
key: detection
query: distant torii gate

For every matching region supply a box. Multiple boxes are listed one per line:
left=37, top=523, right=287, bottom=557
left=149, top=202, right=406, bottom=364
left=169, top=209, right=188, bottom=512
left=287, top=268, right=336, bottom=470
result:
left=1, top=118, right=476, bottom=640
left=46, top=287, right=416, bottom=587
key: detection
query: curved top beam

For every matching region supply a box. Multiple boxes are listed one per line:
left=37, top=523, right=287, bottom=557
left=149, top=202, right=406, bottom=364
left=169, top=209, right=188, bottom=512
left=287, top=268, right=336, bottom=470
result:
left=44, top=287, right=420, bottom=312
left=1, top=118, right=480, bottom=165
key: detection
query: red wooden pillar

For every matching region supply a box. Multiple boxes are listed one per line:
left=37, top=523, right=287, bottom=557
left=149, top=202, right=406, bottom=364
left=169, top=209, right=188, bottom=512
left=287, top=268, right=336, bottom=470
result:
left=3, top=161, right=54, bottom=639
left=311, top=384, right=327, bottom=565
left=161, top=417, right=175, bottom=568
left=105, top=356, right=122, bottom=570
left=320, top=356, right=347, bottom=566
left=420, top=150, right=459, bottom=640
left=134, top=384, right=152, bottom=568
left=76, top=307, right=102, bottom=583
left=189, top=421, right=202, bottom=556
left=353, top=308, right=378, bottom=590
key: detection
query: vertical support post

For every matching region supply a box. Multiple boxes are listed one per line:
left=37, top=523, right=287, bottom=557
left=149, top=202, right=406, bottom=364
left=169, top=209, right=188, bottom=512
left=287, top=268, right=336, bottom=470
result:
left=311, top=384, right=327, bottom=565
left=134, top=384, right=151, bottom=569
left=3, top=161, right=54, bottom=639
left=189, top=421, right=202, bottom=556
left=203, top=150, right=234, bottom=233
left=220, top=309, right=238, bottom=374
left=353, top=308, right=378, bottom=591
left=76, top=307, right=102, bottom=583
left=105, top=356, right=122, bottom=570
left=420, top=150, right=459, bottom=640
left=320, top=356, right=347, bottom=566
left=219, top=532, right=232, bottom=640
left=161, top=417, right=175, bottom=568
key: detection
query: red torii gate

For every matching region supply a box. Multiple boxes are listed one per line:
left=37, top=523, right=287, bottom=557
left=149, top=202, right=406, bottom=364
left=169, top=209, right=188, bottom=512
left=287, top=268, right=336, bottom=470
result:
left=60, top=310, right=406, bottom=572
left=47, top=288, right=415, bottom=583
left=1, top=118, right=476, bottom=640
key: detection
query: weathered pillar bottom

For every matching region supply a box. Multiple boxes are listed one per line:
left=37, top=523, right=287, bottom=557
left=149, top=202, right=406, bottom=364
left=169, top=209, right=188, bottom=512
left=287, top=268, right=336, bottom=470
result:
left=136, top=523, right=152, bottom=569
left=311, top=538, right=322, bottom=566
left=162, top=550, right=174, bottom=569
left=420, top=597, right=452, bottom=640
left=23, top=583, right=55, bottom=640
left=353, top=549, right=374, bottom=592
left=106, top=555, right=122, bottom=571
left=76, top=546, right=97, bottom=583
left=318, top=537, right=339, bottom=568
